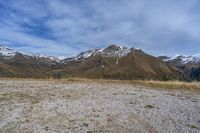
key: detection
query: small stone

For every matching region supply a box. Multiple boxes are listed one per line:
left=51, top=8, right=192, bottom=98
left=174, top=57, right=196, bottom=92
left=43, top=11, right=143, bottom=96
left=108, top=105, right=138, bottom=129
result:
left=145, top=105, right=154, bottom=109
left=187, top=124, right=199, bottom=129
left=83, top=123, right=89, bottom=127
left=87, top=131, right=93, bottom=133
left=45, top=126, right=49, bottom=131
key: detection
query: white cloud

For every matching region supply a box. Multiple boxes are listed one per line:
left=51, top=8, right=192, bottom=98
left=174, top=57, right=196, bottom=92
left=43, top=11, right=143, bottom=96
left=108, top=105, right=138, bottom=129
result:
left=0, top=0, right=200, bottom=56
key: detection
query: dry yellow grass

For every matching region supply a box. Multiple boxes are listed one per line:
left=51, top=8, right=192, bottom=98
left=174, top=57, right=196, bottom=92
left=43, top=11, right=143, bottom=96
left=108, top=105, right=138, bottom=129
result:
left=0, top=77, right=199, bottom=90
left=61, top=78, right=200, bottom=91
left=130, top=80, right=200, bottom=90
left=58, top=78, right=200, bottom=90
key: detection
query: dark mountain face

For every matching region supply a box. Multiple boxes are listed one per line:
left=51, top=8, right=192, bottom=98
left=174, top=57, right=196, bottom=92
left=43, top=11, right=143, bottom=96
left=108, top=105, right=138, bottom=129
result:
left=190, top=67, right=200, bottom=80
left=0, top=45, right=189, bottom=80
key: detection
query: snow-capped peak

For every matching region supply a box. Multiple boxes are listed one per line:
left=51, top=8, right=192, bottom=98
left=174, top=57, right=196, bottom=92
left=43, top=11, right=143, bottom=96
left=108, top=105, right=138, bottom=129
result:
left=97, top=45, right=131, bottom=57
left=0, top=45, right=18, bottom=57
left=64, top=44, right=141, bottom=61
left=0, top=45, right=65, bottom=61
left=163, top=54, right=200, bottom=64
left=33, top=54, right=63, bottom=62
left=64, top=49, right=99, bottom=61
left=76, top=49, right=99, bottom=59
left=183, top=54, right=200, bottom=64
left=0, top=45, right=36, bottom=57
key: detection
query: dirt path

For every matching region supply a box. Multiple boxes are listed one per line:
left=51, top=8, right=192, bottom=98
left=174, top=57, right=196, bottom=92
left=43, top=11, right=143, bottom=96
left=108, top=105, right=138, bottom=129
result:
left=0, top=80, right=200, bottom=133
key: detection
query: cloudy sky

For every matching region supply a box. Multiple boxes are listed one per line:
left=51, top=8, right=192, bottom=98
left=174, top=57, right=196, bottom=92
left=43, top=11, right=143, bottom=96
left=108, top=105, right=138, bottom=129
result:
left=0, top=0, right=200, bottom=57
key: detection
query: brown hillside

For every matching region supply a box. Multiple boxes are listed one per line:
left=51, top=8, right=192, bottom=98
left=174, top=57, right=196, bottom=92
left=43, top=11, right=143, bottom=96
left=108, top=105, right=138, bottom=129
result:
left=61, top=50, right=186, bottom=80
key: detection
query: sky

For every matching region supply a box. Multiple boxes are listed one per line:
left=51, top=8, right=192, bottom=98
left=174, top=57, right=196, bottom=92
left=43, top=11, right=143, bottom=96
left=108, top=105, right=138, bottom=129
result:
left=0, top=0, right=200, bottom=57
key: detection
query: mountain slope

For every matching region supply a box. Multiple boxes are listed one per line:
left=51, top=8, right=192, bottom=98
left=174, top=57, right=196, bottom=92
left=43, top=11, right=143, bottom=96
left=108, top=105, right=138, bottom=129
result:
left=0, top=45, right=61, bottom=78
left=61, top=45, right=186, bottom=80
left=0, top=61, right=19, bottom=77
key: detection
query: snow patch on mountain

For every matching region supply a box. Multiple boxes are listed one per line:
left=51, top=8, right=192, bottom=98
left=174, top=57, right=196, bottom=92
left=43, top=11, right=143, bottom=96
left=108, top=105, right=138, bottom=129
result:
left=0, top=45, right=18, bottom=57
left=1, top=44, right=143, bottom=62
left=97, top=45, right=132, bottom=57
left=75, top=49, right=99, bottom=59
left=34, top=54, right=65, bottom=61
left=65, top=45, right=140, bottom=61
left=164, top=54, right=200, bottom=64
left=0, top=45, right=65, bottom=61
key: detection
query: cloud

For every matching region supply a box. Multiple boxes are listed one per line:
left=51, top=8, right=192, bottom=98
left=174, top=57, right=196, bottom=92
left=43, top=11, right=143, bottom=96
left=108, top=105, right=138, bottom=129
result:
left=0, top=0, right=200, bottom=56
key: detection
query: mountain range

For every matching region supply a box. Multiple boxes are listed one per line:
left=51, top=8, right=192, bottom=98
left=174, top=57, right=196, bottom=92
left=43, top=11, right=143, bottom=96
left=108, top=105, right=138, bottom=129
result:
left=0, top=44, right=199, bottom=81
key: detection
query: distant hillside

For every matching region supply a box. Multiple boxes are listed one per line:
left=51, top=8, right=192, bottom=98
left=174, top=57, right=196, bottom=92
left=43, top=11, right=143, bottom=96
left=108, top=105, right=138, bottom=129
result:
left=159, top=55, right=200, bottom=81
left=0, top=46, right=59, bottom=78
left=0, top=45, right=188, bottom=80
left=61, top=45, right=186, bottom=80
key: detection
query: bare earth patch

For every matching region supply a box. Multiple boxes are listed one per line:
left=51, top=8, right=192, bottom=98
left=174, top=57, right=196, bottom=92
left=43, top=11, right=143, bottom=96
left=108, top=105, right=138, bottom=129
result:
left=0, top=79, right=200, bottom=133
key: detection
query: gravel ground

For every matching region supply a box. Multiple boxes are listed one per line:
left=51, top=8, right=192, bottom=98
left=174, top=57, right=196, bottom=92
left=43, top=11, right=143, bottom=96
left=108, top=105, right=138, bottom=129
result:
left=0, top=79, right=200, bottom=133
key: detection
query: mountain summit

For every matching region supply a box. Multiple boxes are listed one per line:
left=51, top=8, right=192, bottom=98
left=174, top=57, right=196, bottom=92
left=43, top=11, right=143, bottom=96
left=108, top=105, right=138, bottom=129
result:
left=0, top=45, right=19, bottom=57
left=61, top=45, right=185, bottom=80
left=64, top=45, right=143, bottom=62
